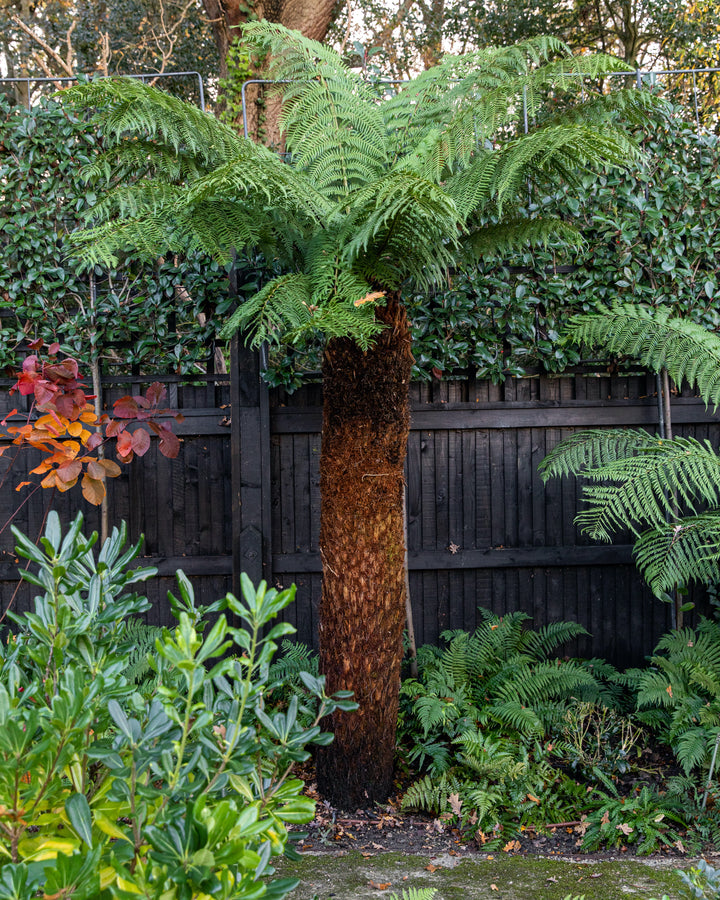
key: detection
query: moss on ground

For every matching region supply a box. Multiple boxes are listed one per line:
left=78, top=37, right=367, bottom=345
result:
left=277, top=851, right=685, bottom=899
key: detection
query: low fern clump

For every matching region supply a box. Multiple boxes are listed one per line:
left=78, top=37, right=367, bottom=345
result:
left=398, top=609, right=624, bottom=842
left=623, top=618, right=720, bottom=775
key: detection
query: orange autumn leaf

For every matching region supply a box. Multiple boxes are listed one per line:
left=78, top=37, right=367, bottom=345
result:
left=40, top=472, right=57, bottom=489
left=368, top=882, right=391, bottom=891
left=666, top=684, right=673, bottom=698
left=98, top=458, right=121, bottom=476
left=354, top=290, right=385, bottom=308
left=15, top=481, right=32, bottom=491
left=30, top=459, right=55, bottom=475
left=67, top=421, right=83, bottom=437
left=81, top=474, right=106, bottom=506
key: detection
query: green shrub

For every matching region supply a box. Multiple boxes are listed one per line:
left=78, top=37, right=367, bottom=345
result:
left=0, top=512, right=354, bottom=900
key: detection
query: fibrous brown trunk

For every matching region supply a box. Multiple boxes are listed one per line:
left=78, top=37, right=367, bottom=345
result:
left=315, top=293, right=414, bottom=809
left=200, top=0, right=338, bottom=141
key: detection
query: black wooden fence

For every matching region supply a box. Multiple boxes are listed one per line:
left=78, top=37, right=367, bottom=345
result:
left=2, top=347, right=718, bottom=666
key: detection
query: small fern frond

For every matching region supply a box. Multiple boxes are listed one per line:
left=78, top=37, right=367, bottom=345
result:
left=389, top=889, right=437, bottom=900
left=634, top=513, right=720, bottom=594
left=568, top=304, right=720, bottom=410
left=220, top=274, right=313, bottom=345
left=676, top=726, right=715, bottom=774
left=539, top=428, right=657, bottom=481
left=401, top=772, right=464, bottom=815
left=522, top=621, right=589, bottom=657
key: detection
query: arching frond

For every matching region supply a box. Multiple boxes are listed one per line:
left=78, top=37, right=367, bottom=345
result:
left=539, top=428, right=658, bottom=481
left=463, top=216, right=582, bottom=258
left=242, top=20, right=389, bottom=200
left=61, top=77, right=242, bottom=168
left=634, top=513, right=720, bottom=594
left=184, top=144, right=332, bottom=222
left=573, top=437, right=720, bottom=541
left=568, top=305, right=720, bottom=410
left=340, top=171, right=461, bottom=288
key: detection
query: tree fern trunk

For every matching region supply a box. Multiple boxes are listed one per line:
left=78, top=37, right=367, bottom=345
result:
left=315, top=292, right=413, bottom=808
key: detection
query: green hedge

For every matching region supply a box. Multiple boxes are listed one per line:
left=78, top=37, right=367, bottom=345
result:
left=408, top=112, right=720, bottom=381
left=0, top=96, right=230, bottom=374
left=2, top=99, right=718, bottom=384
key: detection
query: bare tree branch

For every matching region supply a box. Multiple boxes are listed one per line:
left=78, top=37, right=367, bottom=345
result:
left=11, top=14, right=75, bottom=77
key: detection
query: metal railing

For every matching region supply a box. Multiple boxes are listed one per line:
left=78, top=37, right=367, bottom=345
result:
left=0, top=70, right=206, bottom=111
left=240, top=66, right=720, bottom=138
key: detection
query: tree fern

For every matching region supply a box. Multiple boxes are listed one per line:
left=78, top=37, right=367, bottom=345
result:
left=63, top=23, right=651, bottom=352
left=541, top=304, right=720, bottom=594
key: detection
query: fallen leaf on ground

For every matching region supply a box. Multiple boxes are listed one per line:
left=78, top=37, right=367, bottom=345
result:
left=368, top=882, right=391, bottom=891
left=425, top=864, right=441, bottom=873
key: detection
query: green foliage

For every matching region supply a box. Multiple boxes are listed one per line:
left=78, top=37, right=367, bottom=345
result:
left=623, top=619, right=720, bottom=775
left=61, top=23, right=646, bottom=358
left=401, top=609, right=603, bottom=754
left=0, top=512, right=355, bottom=900
left=0, top=95, right=228, bottom=374
left=677, top=859, right=720, bottom=898
left=540, top=303, right=720, bottom=595
left=401, top=730, right=581, bottom=840
left=406, top=115, right=720, bottom=383
left=581, top=786, right=686, bottom=854
left=398, top=610, right=619, bottom=839
left=389, top=891, right=437, bottom=900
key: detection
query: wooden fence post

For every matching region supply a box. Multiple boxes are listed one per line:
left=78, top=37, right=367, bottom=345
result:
left=229, top=265, right=273, bottom=595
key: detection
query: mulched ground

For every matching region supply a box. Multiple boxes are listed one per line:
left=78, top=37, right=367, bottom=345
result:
left=291, top=748, right=695, bottom=863
left=293, top=801, right=690, bottom=861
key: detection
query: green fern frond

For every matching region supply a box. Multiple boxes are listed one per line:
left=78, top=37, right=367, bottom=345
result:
left=62, top=77, right=242, bottom=167
left=401, top=772, right=465, bottom=815
left=676, top=727, right=715, bottom=774
left=573, top=437, right=720, bottom=541
left=220, top=274, right=314, bottom=345
left=242, top=20, right=389, bottom=201
left=522, top=621, right=589, bottom=657
left=634, top=513, right=720, bottom=594
left=389, top=889, right=437, bottom=900
left=539, top=429, right=658, bottom=481
left=462, top=216, right=582, bottom=256
left=568, top=304, right=720, bottom=410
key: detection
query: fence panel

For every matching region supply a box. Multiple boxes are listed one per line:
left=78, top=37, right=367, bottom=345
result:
left=3, top=368, right=717, bottom=665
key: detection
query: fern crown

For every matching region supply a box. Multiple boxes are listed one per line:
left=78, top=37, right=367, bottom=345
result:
left=62, top=24, right=650, bottom=349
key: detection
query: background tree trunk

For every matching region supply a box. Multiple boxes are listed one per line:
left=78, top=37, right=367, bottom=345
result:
left=200, top=0, right=338, bottom=141
left=315, top=293, right=414, bottom=809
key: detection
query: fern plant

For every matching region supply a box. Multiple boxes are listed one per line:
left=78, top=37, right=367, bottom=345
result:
left=62, top=24, right=654, bottom=808
left=540, top=303, right=720, bottom=597
left=399, top=610, right=616, bottom=839
left=400, top=608, right=609, bottom=768
left=622, top=618, right=720, bottom=775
